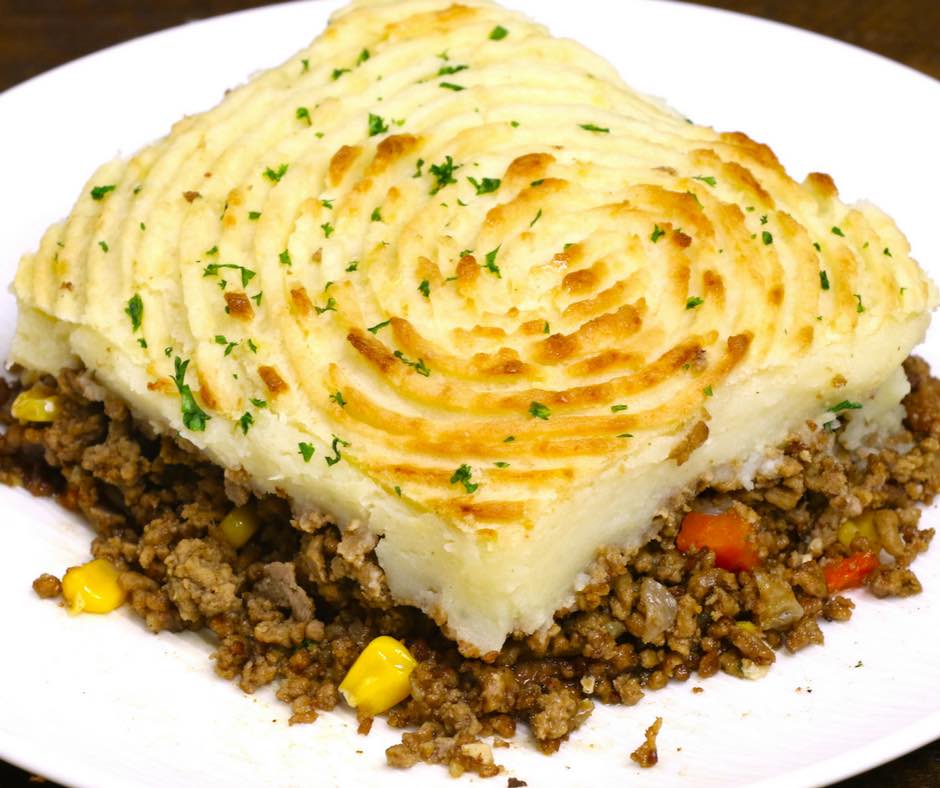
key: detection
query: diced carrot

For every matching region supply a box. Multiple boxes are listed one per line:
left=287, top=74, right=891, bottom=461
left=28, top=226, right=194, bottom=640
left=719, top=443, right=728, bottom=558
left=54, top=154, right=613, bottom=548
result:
left=823, top=552, right=880, bottom=592
left=676, top=511, right=761, bottom=572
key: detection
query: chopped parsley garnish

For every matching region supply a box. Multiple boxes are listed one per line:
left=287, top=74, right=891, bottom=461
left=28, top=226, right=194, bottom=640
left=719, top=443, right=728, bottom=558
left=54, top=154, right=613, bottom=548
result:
left=164, top=347, right=173, bottom=357
left=510, top=120, right=520, bottom=128
left=171, top=357, right=210, bottom=432
left=368, top=319, right=391, bottom=334
left=238, top=412, right=254, bottom=435
left=279, top=249, right=292, bottom=266
left=315, top=297, right=337, bottom=315
left=298, top=443, right=315, bottom=463
left=393, top=351, right=430, bottom=377
left=503, top=435, right=515, bottom=443
left=450, top=464, right=478, bottom=494
left=368, top=113, right=389, bottom=137
left=543, top=321, right=550, bottom=334
left=651, top=224, right=666, bottom=243
left=413, top=158, right=425, bottom=178
left=468, top=177, right=501, bottom=195
left=332, top=67, right=351, bottom=81
left=321, top=198, right=334, bottom=210
left=418, top=279, right=431, bottom=298
left=884, top=247, right=893, bottom=257
left=762, top=231, right=773, bottom=245
left=203, top=263, right=256, bottom=287
left=493, top=461, right=510, bottom=468
left=611, top=404, right=628, bottom=413
left=693, top=175, right=717, bottom=187
left=829, top=400, right=863, bottom=413
left=440, top=82, right=465, bottom=91
left=813, top=242, right=822, bottom=252
left=579, top=123, right=610, bottom=134
left=247, top=339, right=258, bottom=354
left=760, top=214, right=769, bottom=225
left=854, top=294, right=865, bottom=313
left=438, top=64, right=469, bottom=76
left=137, top=339, right=148, bottom=349
left=98, top=240, right=109, bottom=253
left=703, top=385, right=714, bottom=397
left=489, top=25, right=509, bottom=40
left=251, top=292, right=263, bottom=306
left=325, top=435, right=350, bottom=466
left=529, top=401, right=551, bottom=420
left=429, top=156, right=461, bottom=195
left=330, top=391, right=347, bottom=407
left=90, top=184, right=116, bottom=200
left=483, top=246, right=502, bottom=278
left=530, top=209, right=543, bottom=228
left=686, top=296, right=704, bottom=310
left=205, top=245, right=219, bottom=256
left=394, top=486, right=402, bottom=496
left=296, top=107, right=311, bottom=125
left=820, top=270, right=830, bottom=290
left=617, top=433, right=634, bottom=439
left=357, top=48, right=371, bottom=65
left=346, top=260, right=359, bottom=272
left=125, top=294, right=143, bottom=332
left=831, top=226, right=845, bottom=237
left=321, top=222, right=335, bottom=238
left=371, top=207, right=383, bottom=222
left=250, top=397, right=267, bottom=408
left=301, top=58, right=310, bottom=73
left=263, top=163, right=289, bottom=182
left=140, top=222, right=146, bottom=231
left=214, top=335, right=238, bottom=356
left=531, top=179, right=545, bottom=187
left=248, top=211, right=261, bottom=220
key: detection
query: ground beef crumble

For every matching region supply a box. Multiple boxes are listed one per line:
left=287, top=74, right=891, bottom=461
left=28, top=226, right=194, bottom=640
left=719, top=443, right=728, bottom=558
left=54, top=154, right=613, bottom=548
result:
left=2, top=358, right=938, bottom=778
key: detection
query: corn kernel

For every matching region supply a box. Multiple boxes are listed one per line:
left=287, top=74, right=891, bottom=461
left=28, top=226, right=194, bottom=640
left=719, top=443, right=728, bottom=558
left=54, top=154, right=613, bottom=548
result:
left=11, top=388, right=61, bottom=423
left=838, top=512, right=879, bottom=549
left=219, top=505, right=259, bottom=549
left=339, top=636, right=417, bottom=716
left=61, top=558, right=125, bottom=614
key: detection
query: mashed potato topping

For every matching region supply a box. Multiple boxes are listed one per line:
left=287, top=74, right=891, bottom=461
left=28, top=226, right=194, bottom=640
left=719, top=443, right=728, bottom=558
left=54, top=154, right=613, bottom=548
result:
left=10, top=0, right=936, bottom=654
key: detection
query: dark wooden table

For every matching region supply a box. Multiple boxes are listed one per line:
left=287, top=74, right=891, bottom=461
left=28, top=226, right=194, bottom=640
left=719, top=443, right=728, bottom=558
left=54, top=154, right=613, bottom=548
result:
left=1, top=1, right=937, bottom=786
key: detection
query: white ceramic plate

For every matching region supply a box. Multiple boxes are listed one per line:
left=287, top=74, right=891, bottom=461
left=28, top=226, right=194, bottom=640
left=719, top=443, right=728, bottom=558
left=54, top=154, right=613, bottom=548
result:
left=1, top=2, right=938, bottom=786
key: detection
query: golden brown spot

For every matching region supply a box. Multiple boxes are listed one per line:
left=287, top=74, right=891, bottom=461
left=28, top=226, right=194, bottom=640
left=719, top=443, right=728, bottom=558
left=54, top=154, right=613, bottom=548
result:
left=722, top=161, right=774, bottom=208
left=472, top=348, right=529, bottom=377
left=224, top=292, right=254, bottom=321
left=720, top=131, right=783, bottom=172
left=183, top=191, right=201, bottom=203
left=703, top=270, right=724, bottom=303
left=222, top=213, right=238, bottom=229
left=196, top=373, right=219, bottom=410
left=520, top=319, right=549, bottom=336
left=441, top=498, right=527, bottom=523
left=226, top=188, right=244, bottom=207
left=831, top=374, right=847, bottom=389
left=578, top=305, right=644, bottom=346
left=147, top=379, right=175, bottom=395
left=329, top=145, right=362, bottom=187
left=534, top=333, right=579, bottom=365
left=456, top=255, right=480, bottom=288
left=797, top=325, right=815, bottom=351
left=726, top=333, right=752, bottom=360
left=59, top=281, right=73, bottom=291
left=562, top=268, right=598, bottom=295
left=804, top=172, right=839, bottom=199
left=290, top=286, right=314, bottom=317
left=258, top=366, right=289, bottom=396
left=653, top=165, right=677, bottom=176
left=569, top=350, right=645, bottom=377
left=505, top=152, right=555, bottom=182
left=669, top=420, right=709, bottom=466
left=311, top=249, right=322, bottom=264
left=768, top=285, right=785, bottom=307
left=673, top=231, right=692, bottom=249
left=347, top=329, right=396, bottom=373
left=368, top=134, right=420, bottom=176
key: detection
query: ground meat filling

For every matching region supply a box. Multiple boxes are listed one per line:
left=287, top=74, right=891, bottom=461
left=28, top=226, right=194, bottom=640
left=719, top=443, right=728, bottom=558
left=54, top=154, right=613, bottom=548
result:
left=2, top=358, right=938, bottom=778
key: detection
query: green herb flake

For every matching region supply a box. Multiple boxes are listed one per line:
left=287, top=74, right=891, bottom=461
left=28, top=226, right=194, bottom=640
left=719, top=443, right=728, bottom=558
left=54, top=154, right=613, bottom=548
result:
left=820, top=270, right=830, bottom=290
left=651, top=224, right=666, bottom=243
left=762, top=231, right=773, bottom=245
left=171, top=357, right=210, bottom=432
left=704, top=385, right=714, bottom=397
left=579, top=123, right=610, bottom=134
left=296, top=107, right=312, bottom=125
left=279, top=249, right=292, bottom=267
left=238, top=412, right=254, bottom=435
left=164, top=347, right=173, bottom=357
left=137, top=338, right=148, bottom=349
left=125, top=294, right=144, bottom=332
left=438, top=64, right=469, bottom=77
left=371, top=207, right=383, bottom=222
left=247, top=339, right=259, bottom=354
left=203, top=263, right=256, bottom=288
left=393, top=350, right=431, bottom=377
left=884, top=247, right=893, bottom=257
left=413, top=158, right=425, bottom=178
left=760, top=214, right=769, bottom=225
left=90, top=184, right=116, bottom=201
left=450, top=464, right=479, bottom=493
left=321, top=222, right=335, bottom=238
left=330, top=391, right=347, bottom=408
left=693, top=175, right=717, bottom=187
left=98, top=240, right=109, bottom=253
left=489, top=25, right=509, bottom=41
left=611, top=404, right=628, bottom=413
left=468, top=177, right=501, bottom=195
left=332, top=68, right=351, bottom=81
left=829, top=400, right=863, bottom=413
left=298, top=442, right=315, bottom=463
left=264, top=163, right=289, bottom=183
left=530, top=209, right=543, bottom=228
left=315, top=297, right=337, bottom=315
left=368, top=113, right=389, bottom=137
left=418, top=279, right=431, bottom=298
left=394, top=485, right=402, bottom=497
left=503, top=435, right=515, bottom=443
left=529, top=401, right=551, bottom=420
left=205, top=245, right=219, bottom=257
left=320, top=198, right=334, bottom=210
left=543, top=321, right=550, bottom=334
left=346, top=260, right=360, bottom=272
left=325, top=435, right=350, bottom=466
left=250, top=397, right=267, bottom=408
left=531, top=179, right=545, bottom=187
left=483, top=245, right=502, bottom=278
left=813, top=242, right=822, bottom=252
left=439, top=82, right=466, bottom=91
left=617, top=433, right=634, bottom=439
left=368, top=319, right=391, bottom=334
left=493, top=461, right=510, bottom=468
left=140, top=222, right=146, bottom=232
left=248, top=211, right=261, bottom=221
left=854, top=294, right=865, bottom=313
left=510, top=120, right=520, bottom=128
left=429, top=156, right=461, bottom=195
left=357, top=48, right=371, bottom=66
left=686, top=296, right=704, bottom=310
left=301, top=58, right=310, bottom=73
left=831, top=226, right=845, bottom=237
left=251, top=292, right=263, bottom=306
